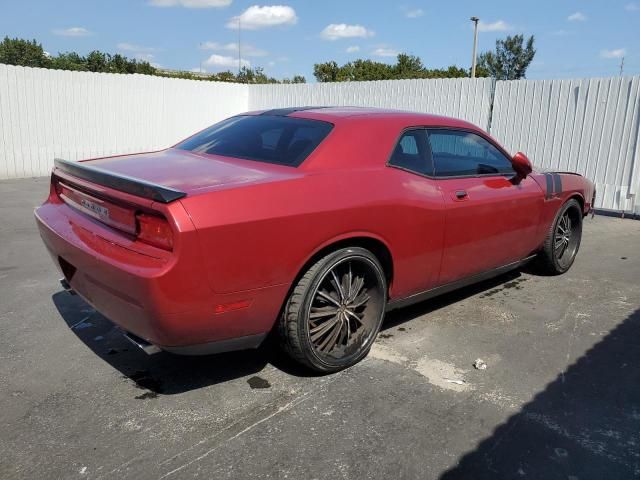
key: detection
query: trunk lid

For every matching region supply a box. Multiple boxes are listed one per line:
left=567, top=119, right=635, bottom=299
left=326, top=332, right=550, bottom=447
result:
left=83, top=148, right=299, bottom=196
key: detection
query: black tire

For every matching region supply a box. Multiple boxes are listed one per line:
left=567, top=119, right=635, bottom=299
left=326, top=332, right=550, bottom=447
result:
left=538, top=198, right=583, bottom=275
left=279, top=247, right=387, bottom=373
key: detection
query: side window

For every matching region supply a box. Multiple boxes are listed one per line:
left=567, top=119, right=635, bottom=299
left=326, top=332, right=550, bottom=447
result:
left=388, top=129, right=433, bottom=176
left=428, top=129, right=514, bottom=177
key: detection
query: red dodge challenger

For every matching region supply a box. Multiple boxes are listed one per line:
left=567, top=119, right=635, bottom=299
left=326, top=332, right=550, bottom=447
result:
left=35, top=107, right=595, bottom=372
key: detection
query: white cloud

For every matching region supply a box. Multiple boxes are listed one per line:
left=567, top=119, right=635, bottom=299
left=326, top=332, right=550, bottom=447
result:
left=52, top=27, right=92, bottom=37
left=372, top=47, right=398, bottom=57
left=117, top=42, right=156, bottom=53
left=200, top=41, right=267, bottom=57
left=405, top=8, right=424, bottom=18
left=134, top=53, right=155, bottom=61
left=226, top=5, right=297, bottom=30
left=204, top=53, right=250, bottom=69
left=321, top=23, right=374, bottom=41
left=149, top=0, right=231, bottom=8
left=568, top=12, right=587, bottom=22
left=116, top=43, right=158, bottom=62
left=346, top=45, right=360, bottom=53
left=625, top=2, right=640, bottom=11
left=477, top=20, right=512, bottom=32
left=601, top=48, right=626, bottom=59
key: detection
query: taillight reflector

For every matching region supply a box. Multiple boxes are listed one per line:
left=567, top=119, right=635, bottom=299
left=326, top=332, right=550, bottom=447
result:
left=136, top=213, right=174, bottom=251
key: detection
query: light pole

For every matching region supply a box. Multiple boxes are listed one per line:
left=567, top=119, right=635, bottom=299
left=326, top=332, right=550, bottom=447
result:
left=470, top=16, right=479, bottom=78
left=238, top=17, right=242, bottom=77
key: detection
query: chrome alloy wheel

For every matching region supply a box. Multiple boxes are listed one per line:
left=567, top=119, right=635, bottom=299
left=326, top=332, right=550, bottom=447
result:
left=554, top=209, right=580, bottom=269
left=306, top=256, right=385, bottom=363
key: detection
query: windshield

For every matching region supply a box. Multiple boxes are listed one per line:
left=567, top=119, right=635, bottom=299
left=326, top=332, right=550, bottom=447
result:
left=176, top=115, right=334, bottom=167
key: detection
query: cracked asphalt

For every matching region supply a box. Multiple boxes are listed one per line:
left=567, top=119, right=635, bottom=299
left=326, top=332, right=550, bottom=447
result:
left=1, top=177, right=639, bottom=479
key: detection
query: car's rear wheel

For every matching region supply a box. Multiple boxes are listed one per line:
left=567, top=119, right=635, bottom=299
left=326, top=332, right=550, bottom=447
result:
left=279, top=247, right=387, bottom=373
left=538, top=198, right=583, bottom=274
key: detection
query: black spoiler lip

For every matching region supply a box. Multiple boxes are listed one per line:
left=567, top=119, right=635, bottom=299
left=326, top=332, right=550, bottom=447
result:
left=53, top=158, right=187, bottom=204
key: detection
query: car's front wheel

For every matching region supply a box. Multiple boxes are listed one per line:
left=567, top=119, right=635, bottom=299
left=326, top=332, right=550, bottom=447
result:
left=538, top=198, right=583, bottom=274
left=279, top=247, right=387, bottom=373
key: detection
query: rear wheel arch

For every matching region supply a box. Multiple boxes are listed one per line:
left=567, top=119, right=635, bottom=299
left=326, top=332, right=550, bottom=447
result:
left=291, top=235, right=394, bottom=298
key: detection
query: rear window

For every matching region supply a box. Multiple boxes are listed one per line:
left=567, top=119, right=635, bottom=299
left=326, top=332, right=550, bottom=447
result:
left=176, top=115, right=333, bottom=167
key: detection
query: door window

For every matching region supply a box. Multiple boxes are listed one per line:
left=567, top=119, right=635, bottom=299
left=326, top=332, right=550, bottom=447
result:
left=427, top=129, right=514, bottom=177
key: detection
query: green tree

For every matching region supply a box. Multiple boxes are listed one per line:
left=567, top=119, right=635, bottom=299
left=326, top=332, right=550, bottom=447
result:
left=314, top=54, right=469, bottom=82
left=86, top=50, right=108, bottom=72
left=49, top=52, right=87, bottom=71
left=477, top=34, right=536, bottom=80
left=313, top=61, right=341, bottom=82
left=0, top=36, right=301, bottom=84
left=393, top=53, right=425, bottom=78
left=0, top=36, right=49, bottom=67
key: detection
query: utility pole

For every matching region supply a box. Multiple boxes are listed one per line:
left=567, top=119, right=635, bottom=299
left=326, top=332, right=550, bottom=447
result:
left=470, top=16, right=479, bottom=78
left=238, top=17, right=242, bottom=78
left=620, top=56, right=625, bottom=76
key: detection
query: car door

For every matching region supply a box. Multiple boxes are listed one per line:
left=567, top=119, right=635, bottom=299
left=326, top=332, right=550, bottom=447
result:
left=427, top=128, right=544, bottom=285
left=387, top=128, right=446, bottom=295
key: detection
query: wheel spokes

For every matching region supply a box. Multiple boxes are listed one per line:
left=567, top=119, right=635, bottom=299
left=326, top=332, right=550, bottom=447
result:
left=554, top=211, right=576, bottom=262
left=317, top=290, right=341, bottom=308
left=310, top=315, right=340, bottom=341
left=318, top=316, right=343, bottom=352
left=348, top=276, right=365, bottom=303
left=330, top=270, right=346, bottom=302
left=309, top=306, right=339, bottom=319
left=308, top=259, right=378, bottom=357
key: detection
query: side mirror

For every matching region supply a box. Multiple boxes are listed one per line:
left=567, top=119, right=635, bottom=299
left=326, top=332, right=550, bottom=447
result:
left=511, top=152, right=533, bottom=181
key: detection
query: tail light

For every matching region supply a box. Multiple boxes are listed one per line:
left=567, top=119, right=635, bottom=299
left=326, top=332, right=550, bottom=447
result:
left=136, top=213, right=174, bottom=251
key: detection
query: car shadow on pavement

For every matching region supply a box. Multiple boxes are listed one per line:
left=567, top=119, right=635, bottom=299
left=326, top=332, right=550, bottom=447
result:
left=439, top=307, right=640, bottom=480
left=382, top=269, right=523, bottom=330
left=52, top=291, right=315, bottom=396
left=50, top=265, right=536, bottom=396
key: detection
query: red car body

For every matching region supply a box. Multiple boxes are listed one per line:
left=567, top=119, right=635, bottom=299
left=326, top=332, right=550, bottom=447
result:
left=35, top=107, right=595, bottom=355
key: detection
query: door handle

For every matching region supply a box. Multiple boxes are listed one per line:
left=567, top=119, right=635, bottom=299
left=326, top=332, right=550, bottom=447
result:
left=455, top=190, right=468, bottom=199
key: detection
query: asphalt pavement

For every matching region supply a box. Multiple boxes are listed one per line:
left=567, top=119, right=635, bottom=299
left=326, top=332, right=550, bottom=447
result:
left=1, top=177, right=639, bottom=479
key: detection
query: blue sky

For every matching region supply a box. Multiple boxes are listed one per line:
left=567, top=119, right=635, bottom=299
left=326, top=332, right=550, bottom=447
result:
left=1, top=0, right=638, bottom=81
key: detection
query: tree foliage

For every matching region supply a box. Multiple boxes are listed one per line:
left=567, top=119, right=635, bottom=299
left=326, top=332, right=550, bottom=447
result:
left=0, top=36, right=305, bottom=84
left=476, top=35, right=536, bottom=80
left=314, top=54, right=468, bottom=82
left=0, top=37, right=49, bottom=67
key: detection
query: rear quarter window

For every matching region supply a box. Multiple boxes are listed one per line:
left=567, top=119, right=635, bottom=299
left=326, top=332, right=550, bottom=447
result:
left=176, top=115, right=333, bottom=167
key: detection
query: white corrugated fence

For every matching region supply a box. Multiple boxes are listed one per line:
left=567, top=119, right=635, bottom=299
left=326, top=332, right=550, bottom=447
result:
left=491, top=77, right=640, bottom=213
left=0, top=64, right=248, bottom=179
left=249, top=78, right=494, bottom=130
left=0, top=63, right=638, bottom=213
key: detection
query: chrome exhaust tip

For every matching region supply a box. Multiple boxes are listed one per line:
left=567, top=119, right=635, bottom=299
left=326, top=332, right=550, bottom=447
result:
left=123, top=331, right=161, bottom=355
left=60, top=278, right=76, bottom=295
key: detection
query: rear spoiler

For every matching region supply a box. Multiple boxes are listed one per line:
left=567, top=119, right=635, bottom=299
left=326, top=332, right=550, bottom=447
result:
left=53, top=158, right=186, bottom=204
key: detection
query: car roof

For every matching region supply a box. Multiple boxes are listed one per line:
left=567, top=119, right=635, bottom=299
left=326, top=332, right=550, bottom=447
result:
left=244, top=106, right=481, bottom=130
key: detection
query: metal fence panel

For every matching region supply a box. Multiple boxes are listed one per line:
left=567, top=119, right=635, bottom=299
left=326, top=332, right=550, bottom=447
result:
left=249, top=78, right=495, bottom=130
left=0, top=65, right=638, bottom=214
left=0, top=64, right=249, bottom=178
left=492, top=77, right=640, bottom=212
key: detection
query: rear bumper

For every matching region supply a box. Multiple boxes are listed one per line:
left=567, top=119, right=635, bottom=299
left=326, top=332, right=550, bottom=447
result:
left=35, top=202, right=288, bottom=353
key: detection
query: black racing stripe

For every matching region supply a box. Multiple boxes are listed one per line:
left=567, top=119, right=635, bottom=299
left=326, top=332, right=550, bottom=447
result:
left=260, top=106, right=330, bottom=116
left=545, top=173, right=554, bottom=199
left=553, top=173, right=562, bottom=195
